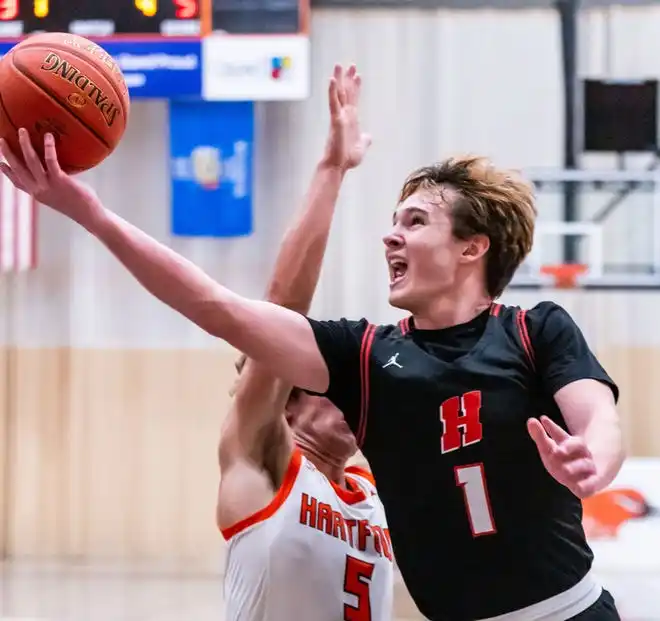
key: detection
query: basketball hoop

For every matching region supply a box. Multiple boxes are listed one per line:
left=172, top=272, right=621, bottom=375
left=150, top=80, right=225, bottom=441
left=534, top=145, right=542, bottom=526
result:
left=540, top=264, right=588, bottom=289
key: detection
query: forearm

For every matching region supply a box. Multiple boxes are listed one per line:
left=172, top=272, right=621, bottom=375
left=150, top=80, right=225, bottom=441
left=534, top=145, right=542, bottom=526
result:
left=77, top=201, right=328, bottom=390
left=266, top=162, right=345, bottom=312
left=584, top=412, right=625, bottom=491
left=224, top=163, right=345, bottom=448
left=81, top=201, right=233, bottom=335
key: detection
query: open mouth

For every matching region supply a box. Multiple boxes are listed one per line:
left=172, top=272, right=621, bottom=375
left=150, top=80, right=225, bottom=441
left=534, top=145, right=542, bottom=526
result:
left=388, top=258, right=408, bottom=287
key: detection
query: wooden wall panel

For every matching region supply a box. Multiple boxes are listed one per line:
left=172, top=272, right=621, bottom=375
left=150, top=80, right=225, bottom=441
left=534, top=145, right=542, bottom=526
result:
left=2, top=344, right=659, bottom=568
left=4, top=348, right=235, bottom=570
left=599, top=348, right=660, bottom=457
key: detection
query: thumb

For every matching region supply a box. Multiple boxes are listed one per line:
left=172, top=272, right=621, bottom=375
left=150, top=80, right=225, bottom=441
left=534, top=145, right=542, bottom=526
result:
left=360, top=133, right=372, bottom=150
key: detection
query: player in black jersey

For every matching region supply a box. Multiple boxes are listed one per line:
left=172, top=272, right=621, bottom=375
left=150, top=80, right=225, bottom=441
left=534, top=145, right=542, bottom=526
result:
left=1, top=89, right=623, bottom=618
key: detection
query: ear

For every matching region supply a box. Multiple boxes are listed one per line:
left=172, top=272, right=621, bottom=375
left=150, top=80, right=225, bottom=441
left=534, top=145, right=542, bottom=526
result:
left=460, top=234, right=490, bottom=263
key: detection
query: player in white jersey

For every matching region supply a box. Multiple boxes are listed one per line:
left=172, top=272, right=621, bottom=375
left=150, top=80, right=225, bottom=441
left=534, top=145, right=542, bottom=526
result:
left=216, top=66, right=393, bottom=621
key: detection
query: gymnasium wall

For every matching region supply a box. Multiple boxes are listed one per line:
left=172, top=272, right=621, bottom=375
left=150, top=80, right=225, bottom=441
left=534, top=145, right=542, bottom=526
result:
left=2, top=5, right=660, bottom=571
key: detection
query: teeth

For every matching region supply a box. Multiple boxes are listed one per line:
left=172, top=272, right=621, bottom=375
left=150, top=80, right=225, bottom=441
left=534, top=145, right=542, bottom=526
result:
left=389, top=260, right=407, bottom=281
left=387, top=258, right=408, bottom=284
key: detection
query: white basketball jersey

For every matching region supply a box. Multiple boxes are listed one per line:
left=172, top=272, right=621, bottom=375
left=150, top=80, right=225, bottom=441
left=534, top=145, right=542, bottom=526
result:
left=222, top=450, right=393, bottom=621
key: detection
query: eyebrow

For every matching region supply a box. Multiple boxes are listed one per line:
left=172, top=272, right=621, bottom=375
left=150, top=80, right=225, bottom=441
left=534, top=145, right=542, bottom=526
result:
left=392, top=206, right=430, bottom=224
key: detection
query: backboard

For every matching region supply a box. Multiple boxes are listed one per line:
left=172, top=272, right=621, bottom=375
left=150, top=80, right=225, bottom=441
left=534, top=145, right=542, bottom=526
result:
left=509, top=168, right=660, bottom=290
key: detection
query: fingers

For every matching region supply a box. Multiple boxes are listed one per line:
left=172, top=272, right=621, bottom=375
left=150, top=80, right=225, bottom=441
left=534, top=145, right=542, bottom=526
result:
left=527, top=418, right=557, bottom=459
left=330, top=63, right=363, bottom=109
left=562, top=456, right=597, bottom=480
left=555, top=435, right=591, bottom=461
left=345, top=65, right=361, bottom=106
left=328, top=77, right=341, bottom=119
left=0, top=162, right=28, bottom=193
left=333, top=64, right=347, bottom=107
left=19, top=127, right=46, bottom=186
left=0, top=130, right=64, bottom=198
left=575, top=475, right=600, bottom=499
left=43, top=132, right=63, bottom=177
left=0, top=135, right=33, bottom=190
left=529, top=416, right=599, bottom=497
left=540, top=416, right=571, bottom=443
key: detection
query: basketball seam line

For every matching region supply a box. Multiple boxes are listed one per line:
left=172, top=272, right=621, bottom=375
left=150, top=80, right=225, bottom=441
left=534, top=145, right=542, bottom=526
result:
left=11, top=59, right=112, bottom=149
left=15, top=41, right=129, bottom=119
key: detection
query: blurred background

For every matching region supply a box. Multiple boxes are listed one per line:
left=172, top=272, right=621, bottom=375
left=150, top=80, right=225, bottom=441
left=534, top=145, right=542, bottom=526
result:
left=1, top=0, right=660, bottom=619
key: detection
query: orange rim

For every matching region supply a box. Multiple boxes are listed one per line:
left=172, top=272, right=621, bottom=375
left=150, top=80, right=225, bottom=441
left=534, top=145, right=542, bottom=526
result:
left=540, top=264, right=588, bottom=289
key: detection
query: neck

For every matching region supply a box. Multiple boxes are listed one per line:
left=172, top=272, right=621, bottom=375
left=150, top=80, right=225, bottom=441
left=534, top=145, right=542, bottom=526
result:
left=294, top=434, right=347, bottom=486
left=413, top=277, right=492, bottom=330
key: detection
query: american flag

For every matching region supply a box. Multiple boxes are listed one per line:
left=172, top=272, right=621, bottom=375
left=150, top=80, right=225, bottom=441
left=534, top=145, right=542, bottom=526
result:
left=0, top=175, right=37, bottom=272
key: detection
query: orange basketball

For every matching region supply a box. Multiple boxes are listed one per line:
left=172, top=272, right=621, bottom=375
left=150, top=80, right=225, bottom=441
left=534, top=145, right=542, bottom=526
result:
left=0, top=32, right=130, bottom=174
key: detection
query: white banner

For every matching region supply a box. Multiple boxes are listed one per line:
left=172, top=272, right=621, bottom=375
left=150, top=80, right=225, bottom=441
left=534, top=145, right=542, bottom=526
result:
left=202, top=34, right=310, bottom=101
left=584, top=458, right=660, bottom=619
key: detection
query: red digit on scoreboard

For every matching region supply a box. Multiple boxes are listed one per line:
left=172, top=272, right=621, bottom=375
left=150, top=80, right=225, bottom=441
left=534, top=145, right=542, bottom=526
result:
left=174, top=0, right=198, bottom=19
left=0, top=0, right=18, bottom=20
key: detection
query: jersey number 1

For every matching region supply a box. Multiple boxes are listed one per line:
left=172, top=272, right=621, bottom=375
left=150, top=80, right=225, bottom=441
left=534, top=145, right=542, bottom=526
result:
left=455, top=463, right=496, bottom=536
left=343, top=555, right=375, bottom=621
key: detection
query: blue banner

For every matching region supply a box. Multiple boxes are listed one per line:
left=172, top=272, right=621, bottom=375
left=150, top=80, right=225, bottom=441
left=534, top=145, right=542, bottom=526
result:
left=169, top=101, right=253, bottom=237
left=0, top=39, right=202, bottom=99
left=100, top=40, right=202, bottom=99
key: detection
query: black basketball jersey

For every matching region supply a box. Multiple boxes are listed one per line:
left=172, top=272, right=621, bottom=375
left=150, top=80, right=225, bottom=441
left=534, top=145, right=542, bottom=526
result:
left=306, top=301, right=618, bottom=621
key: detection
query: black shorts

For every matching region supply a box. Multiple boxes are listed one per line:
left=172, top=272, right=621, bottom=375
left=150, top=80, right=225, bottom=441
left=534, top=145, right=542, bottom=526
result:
left=570, top=590, right=620, bottom=620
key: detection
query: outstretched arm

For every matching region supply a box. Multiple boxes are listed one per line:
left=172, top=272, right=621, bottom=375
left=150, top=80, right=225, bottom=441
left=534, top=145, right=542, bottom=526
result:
left=0, top=131, right=328, bottom=392
left=222, top=65, right=370, bottom=473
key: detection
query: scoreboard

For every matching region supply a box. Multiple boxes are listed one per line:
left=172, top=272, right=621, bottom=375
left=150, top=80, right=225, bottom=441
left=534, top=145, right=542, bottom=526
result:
left=0, top=0, right=201, bottom=37
left=212, top=0, right=302, bottom=35
left=0, top=0, right=310, bottom=100
left=0, top=0, right=309, bottom=38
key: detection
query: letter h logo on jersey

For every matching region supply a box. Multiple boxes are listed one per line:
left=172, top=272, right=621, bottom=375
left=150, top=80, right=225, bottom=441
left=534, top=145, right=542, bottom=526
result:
left=439, top=391, right=483, bottom=453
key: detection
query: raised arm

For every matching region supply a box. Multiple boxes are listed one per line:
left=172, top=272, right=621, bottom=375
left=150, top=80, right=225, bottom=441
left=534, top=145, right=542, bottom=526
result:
left=0, top=126, right=347, bottom=393
left=221, top=64, right=370, bottom=471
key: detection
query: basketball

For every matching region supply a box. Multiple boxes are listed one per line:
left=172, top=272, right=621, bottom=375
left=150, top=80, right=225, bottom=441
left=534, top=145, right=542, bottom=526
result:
left=0, top=33, right=130, bottom=174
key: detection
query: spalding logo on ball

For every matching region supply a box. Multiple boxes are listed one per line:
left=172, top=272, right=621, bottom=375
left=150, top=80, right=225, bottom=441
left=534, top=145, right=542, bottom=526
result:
left=0, top=32, right=130, bottom=173
left=40, top=51, right=121, bottom=127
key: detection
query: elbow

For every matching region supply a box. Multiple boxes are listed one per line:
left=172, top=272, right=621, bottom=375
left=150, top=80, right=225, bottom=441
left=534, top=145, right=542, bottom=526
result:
left=592, top=417, right=626, bottom=493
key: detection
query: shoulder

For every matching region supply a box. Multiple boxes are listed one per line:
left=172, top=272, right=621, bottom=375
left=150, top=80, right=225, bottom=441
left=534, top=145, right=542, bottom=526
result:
left=344, top=466, right=384, bottom=506
left=345, top=464, right=377, bottom=488
left=307, top=316, right=411, bottom=345
left=373, top=317, right=413, bottom=340
left=306, top=316, right=372, bottom=339
left=522, top=301, right=581, bottom=341
left=524, top=300, right=572, bottom=323
left=494, top=301, right=575, bottom=333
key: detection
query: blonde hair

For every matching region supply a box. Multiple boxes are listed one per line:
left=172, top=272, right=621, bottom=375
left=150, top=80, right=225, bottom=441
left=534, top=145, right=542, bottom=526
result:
left=400, top=156, right=537, bottom=298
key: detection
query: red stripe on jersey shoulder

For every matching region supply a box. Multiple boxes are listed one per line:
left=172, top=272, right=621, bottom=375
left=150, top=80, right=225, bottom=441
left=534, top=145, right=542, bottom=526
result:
left=356, top=324, right=377, bottom=448
left=345, top=465, right=376, bottom=487
left=516, top=308, right=535, bottom=370
left=331, top=473, right=368, bottom=505
left=398, top=316, right=412, bottom=335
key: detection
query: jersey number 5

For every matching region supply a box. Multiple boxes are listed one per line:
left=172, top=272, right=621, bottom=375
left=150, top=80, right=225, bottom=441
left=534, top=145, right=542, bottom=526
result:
left=343, top=555, right=375, bottom=621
